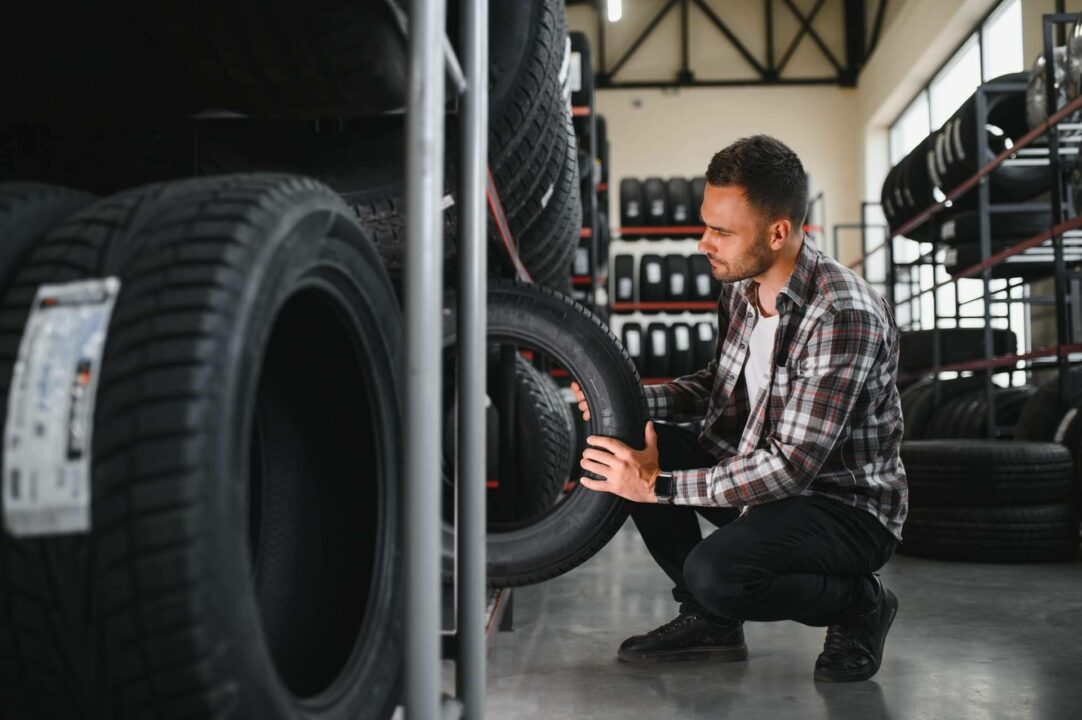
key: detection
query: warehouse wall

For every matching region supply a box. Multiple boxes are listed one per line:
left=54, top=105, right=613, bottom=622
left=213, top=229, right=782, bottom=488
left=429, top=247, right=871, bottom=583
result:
left=566, top=2, right=863, bottom=257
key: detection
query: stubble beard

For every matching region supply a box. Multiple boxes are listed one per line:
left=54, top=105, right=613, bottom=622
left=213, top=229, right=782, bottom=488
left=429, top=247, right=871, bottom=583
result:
left=709, top=226, right=775, bottom=283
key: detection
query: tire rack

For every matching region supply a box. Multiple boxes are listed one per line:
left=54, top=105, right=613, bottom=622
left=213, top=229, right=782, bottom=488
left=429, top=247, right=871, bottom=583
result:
left=847, top=12, right=1082, bottom=440
left=571, top=40, right=602, bottom=308
left=403, top=0, right=489, bottom=718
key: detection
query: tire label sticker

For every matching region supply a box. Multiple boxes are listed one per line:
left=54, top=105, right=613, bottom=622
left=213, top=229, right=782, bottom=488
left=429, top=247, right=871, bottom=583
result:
left=651, top=329, right=667, bottom=356
left=3, top=278, right=120, bottom=537
left=674, top=326, right=690, bottom=351
left=625, top=329, right=641, bottom=357
left=618, top=278, right=633, bottom=299
left=698, top=323, right=713, bottom=341
left=645, top=263, right=662, bottom=284
left=670, top=274, right=685, bottom=296
left=696, top=275, right=711, bottom=297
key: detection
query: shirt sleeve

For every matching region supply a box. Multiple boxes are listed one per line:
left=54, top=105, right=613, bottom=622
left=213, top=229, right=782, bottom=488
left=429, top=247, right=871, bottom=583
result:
left=670, top=308, right=882, bottom=507
left=643, top=360, right=718, bottom=422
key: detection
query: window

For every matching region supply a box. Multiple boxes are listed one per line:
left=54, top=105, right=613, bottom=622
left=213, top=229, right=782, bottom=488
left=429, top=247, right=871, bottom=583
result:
left=929, top=35, right=981, bottom=127
left=981, top=0, right=1023, bottom=81
left=889, top=92, right=930, bottom=165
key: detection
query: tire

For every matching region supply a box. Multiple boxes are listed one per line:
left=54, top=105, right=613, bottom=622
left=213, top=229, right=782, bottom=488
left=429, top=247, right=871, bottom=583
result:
left=1, top=2, right=409, bottom=118
left=667, top=178, right=692, bottom=225
left=900, top=376, right=983, bottom=441
left=0, top=183, right=96, bottom=289
left=693, top=321, right=716, bottom=369
left=668, top=323, right=695, bottom=377
left=441, top=350, right=570, bottom=528
left=645, top=322, right=670, bottom=378
left=690, top=177, right=707, bottom=214
left=899, top=504, right=1079, bottom=563
left=1068, top=14, right=1082, bottom=100
left=643, top=177, right=668, bottom=226
left=921, top=385, right=1034, bottom=440
left=1015, top=368, right=1082, bottom=442
left=612, top=254, right=634, bottom=302
left=622, top=322, right=645, bottom=375
left=688, top=254, right=714, bottom=300
left=938, top=208, right=1052, bottom=245
left=0, top=175, right=403, bottom=720
left=620, top=178, right=644, bottom=228
left=665, top=255, right=689, bottom=301
left=443, top=282, right=646, bottom=586
left=900, top=440, right=1073, bottom=506
left=639, top=254, right=665, bottom=302
left=899, top=328, right=1017, bottom=373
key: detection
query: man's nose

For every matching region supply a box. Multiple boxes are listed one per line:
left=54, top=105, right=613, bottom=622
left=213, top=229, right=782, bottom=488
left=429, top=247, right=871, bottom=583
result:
left=697, top=233, right=711, bottom=256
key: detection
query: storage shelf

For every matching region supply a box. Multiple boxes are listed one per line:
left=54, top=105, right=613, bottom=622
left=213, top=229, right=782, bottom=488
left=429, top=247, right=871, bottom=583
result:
left=900, top=343, right=1082, bottom=377
left=611, top=301, right=716, bottom=312
left=572, top=106, right=591, bottom=117
left=580, top=228, right=592, bottom=238
left=619, top=225, right=705, bottom=237
left=571, top=275, right=596, bottom=286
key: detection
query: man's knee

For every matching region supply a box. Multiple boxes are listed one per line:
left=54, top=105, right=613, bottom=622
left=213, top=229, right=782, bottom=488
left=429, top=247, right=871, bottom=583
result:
left=683, top=540, right=765, bottom=618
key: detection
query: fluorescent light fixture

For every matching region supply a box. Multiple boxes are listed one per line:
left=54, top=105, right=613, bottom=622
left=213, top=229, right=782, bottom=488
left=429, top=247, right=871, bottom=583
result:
left=607, top=0, right=622, bottom=23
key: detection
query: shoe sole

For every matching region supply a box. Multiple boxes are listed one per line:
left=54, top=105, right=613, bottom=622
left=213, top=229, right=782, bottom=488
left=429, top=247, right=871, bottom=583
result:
left=814, top=589, right=898, bottom=683
left=617, top=644, right=749, bottom=665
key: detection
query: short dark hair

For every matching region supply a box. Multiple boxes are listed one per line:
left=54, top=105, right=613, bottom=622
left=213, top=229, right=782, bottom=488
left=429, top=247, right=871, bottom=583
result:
left=705, top=135, right=808, bottom=228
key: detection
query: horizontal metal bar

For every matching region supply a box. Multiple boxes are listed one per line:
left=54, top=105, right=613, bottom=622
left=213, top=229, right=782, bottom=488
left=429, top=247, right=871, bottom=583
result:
left=597, top=77, right=840, bottom=89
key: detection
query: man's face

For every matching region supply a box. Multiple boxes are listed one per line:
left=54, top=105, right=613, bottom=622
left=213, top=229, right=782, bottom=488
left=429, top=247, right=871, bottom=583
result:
left=697, top=184, right=778, bottom=283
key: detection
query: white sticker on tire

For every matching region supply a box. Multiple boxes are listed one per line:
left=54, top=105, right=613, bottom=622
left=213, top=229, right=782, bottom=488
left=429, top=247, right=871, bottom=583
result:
left=618, top=278, right=633, bottom=299
left=625, top=330, right=641, bottom=357
left=674, top=326, right=690, bottom=351
left=651, top=329, right=667, bottom=356
left=698, top=323, right=713, bottom=341
left=696, top=274, right=711, bottom=297
left=645, top=262, right=662, bottom=284
left=3, top=278, right=120, bottom=537
left=670, top=273, right=685, bottom=296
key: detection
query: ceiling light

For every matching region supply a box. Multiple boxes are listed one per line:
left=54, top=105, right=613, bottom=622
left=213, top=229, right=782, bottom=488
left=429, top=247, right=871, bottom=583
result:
left=607, top=0, right=622, bottom=23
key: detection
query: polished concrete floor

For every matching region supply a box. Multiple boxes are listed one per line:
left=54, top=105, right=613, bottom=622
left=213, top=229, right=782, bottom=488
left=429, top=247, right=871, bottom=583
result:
left=470, top=519, right=1082, bottom=720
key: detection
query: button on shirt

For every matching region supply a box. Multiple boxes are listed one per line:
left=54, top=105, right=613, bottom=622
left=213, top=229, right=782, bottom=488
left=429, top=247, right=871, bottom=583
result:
left=642, top=238, right=908, bottom=540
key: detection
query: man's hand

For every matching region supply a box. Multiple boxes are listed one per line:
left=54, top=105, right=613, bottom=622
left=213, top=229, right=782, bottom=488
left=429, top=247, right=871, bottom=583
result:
left=570, top=381, right=590, bottom=421
left=579, top=421, right=661, bottom=503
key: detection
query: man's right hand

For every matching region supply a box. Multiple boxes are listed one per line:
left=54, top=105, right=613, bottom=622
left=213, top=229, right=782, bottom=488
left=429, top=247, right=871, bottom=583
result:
left=570, top=381, right=590, bottom=421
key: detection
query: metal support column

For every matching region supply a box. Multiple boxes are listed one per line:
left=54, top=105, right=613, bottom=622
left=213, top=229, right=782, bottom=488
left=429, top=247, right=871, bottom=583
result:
left=456, top=0, right=488, bottom=717
left=404, top=0, right=448, bottom=715
left=975, top=86, right=996, bottom=439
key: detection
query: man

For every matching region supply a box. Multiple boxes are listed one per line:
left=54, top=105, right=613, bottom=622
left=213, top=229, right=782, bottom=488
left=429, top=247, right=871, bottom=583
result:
left=571, top=134, right=907, bottom=683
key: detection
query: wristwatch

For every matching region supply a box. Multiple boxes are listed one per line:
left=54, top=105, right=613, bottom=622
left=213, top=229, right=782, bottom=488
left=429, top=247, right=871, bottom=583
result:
left=653, top=471, right=675, bottom=505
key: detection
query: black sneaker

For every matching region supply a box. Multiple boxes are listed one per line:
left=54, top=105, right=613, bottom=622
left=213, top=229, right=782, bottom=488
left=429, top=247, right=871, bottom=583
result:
left=814, top=576, right=898, bottom=682
left=617, top=612, right=747, bottom=664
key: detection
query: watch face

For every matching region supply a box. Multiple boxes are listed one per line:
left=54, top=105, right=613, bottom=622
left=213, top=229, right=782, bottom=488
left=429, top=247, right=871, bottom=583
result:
left=654, top=473, right=674, bottom=498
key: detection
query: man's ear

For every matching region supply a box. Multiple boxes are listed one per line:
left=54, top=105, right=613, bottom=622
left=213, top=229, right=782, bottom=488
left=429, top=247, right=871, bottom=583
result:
left=768, top=218, right=791, bottom=250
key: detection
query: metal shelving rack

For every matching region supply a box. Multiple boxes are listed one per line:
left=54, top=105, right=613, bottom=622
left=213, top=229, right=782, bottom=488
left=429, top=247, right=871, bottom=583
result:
left=571, top=32, right=603, bottom=307
left=402, top=0, right=490, bottom=717
left=847, top=12, right=1082, bottom=439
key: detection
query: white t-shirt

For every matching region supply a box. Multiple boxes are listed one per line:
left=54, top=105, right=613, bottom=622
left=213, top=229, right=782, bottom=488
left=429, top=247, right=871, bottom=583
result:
left=744, top=312, right=779, bottom=404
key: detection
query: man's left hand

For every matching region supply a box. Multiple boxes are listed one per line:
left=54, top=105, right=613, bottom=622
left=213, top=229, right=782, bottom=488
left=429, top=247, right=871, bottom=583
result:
left=579, top=421, right=661, bottom=503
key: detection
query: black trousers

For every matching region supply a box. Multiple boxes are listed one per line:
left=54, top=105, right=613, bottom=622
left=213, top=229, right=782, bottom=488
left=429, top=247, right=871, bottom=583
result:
left=631, top=423, right=898, bottom=628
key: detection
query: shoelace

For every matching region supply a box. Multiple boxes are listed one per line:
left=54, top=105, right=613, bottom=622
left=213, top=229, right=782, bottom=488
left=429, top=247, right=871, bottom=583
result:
left=822, top=623, right=857, bottom=655
left=646, top=614, right=696, bottom=638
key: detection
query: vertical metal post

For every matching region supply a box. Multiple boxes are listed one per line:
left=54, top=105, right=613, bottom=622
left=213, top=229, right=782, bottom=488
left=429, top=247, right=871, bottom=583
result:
left=975, top=85, right=995, bottom=440
left=1045, top=15, right=1073, bottom=411
left=457, top=0, right=488, bottom=716
left=404, top=0, right=447, bottom=715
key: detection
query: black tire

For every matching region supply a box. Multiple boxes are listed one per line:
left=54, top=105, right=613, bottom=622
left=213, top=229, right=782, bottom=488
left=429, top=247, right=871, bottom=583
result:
left=690, top=177, right=706, bottom=214
left=668, top=323, right=695, bottom=377
left=1015, top=368, right=1082, bottom=442
left=645, top=322, right=670, bottom=378
left=446, top=282, right=646, bottom=586
left=622, top=322, right=645, bottom=375
left=639, top=254, right=665, bottom=302
left=1026, top=47, right=1081, bottom=128
left=643, top=177, right=668, bottom=226
left=665, top=255, right=689, bottom=301
left=938, top=208, right=1053, bottom=245
left=921, top=385, right=1034, bottom=440
left=899, top=328, right=1016, bottom=373
left=693, top=321, right=716, bottom=369
left=0, top=176, right=403, bottom=719
left=442, top=352, right=571, bottom=528
left=900, top=440, right=1073, bottom=506
left=899, top=504, right=1079, bottom=563
left=619, top=178, right=644, bottom=228
left=667, top=178, right=692, bottom=225
left=612, top=254, right=634, bottom=302
left=688, top=255, right=714, bottom=300
left=900, top=376, right=984, bottom=441
left=1, top=2, right=409, bottom=119
left=0, top=183, right=96, bottom=289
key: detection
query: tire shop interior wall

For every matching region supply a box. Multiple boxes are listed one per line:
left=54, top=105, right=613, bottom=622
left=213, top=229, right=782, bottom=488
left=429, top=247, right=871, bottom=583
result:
left=567, top=1, right=864, bottom=252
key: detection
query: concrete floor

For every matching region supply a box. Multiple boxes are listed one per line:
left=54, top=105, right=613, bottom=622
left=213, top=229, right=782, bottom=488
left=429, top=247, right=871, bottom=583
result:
left=472, top=519, right=1082, bottom=720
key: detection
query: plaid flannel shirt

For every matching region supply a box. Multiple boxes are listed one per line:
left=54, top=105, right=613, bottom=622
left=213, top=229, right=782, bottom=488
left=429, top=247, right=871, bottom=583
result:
left=644, top=238, right=908, bottom=540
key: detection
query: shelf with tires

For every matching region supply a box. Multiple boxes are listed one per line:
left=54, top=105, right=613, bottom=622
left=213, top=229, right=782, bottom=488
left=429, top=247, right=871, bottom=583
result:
left=851, top=12, right=1082, bottom=564
left=0, top=1, right=670, bottom=718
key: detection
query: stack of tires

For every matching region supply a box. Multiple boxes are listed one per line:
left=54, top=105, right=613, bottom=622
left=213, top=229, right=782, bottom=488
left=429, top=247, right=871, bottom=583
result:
left=619, top=176, right=706, bottom=236
left=881, top=72, right=1049, bottom=240
left=0, top=1, right=650, bottom=718
left=900, top=441, right=1078, bottom=562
